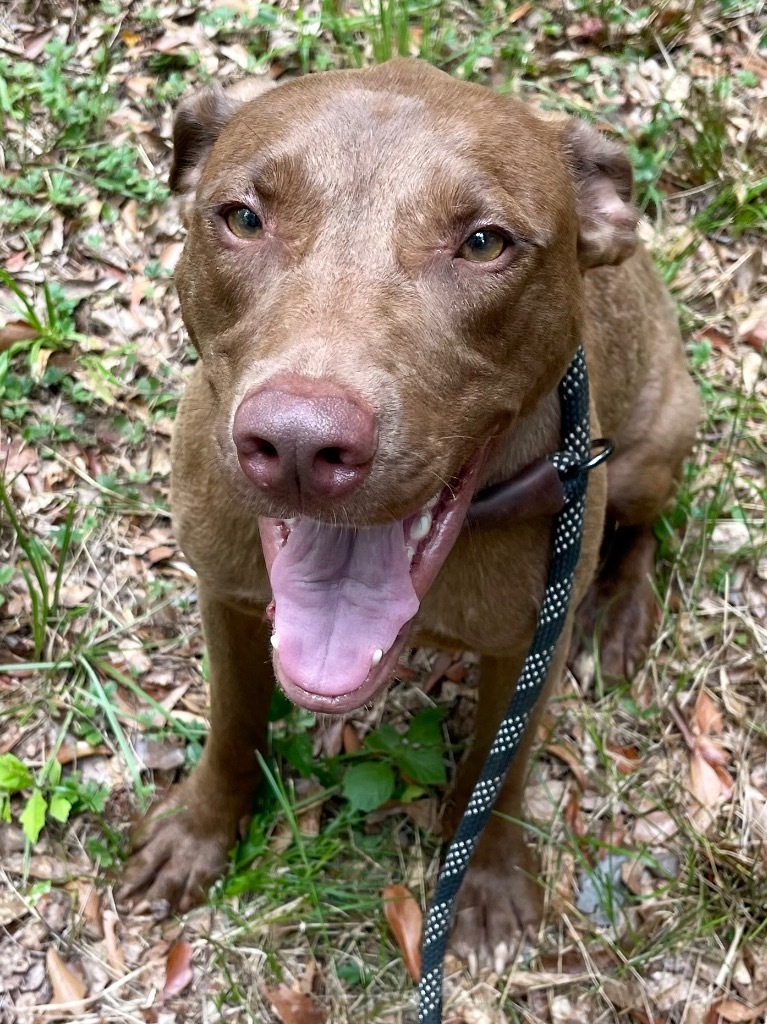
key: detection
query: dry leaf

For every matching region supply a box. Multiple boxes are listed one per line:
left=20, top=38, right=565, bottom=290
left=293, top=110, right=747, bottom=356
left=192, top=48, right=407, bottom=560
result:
left=690, top=750, right=723, bottom=808
left=46, top=946, right=87, bottom=1013
left=606, top=744, right=641, bottom=774
left=633, top=809, right=679, bottom=844
left=713, top=999, right=767, bottom=1022
left=342, top=723, right=362, bottom=753
left=102, top=910, right=125, bottom=974
left=146, top=545, right=176, bottom=564
left=261, top=983, right=327, bottom=1024
left=546, top=742, right=589, bottom=789
left=694, top=691, right=723, bottom=735
left=23, top=29, right=54, bottom=58
left=507, top=2, right=531, bottom=23
left=0, top=321, right=40, bottom=350
left=383, top=884, right=422, bottom=982
left=162, top=941, right=194, bottom=1000
left=71, top=880, right=103, bottom=938
left=56, top=741, right=111, bottom=766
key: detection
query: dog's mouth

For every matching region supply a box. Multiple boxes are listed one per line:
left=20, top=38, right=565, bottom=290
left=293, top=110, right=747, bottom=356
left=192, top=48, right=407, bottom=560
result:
left=258, top=446, right=489, bottom=713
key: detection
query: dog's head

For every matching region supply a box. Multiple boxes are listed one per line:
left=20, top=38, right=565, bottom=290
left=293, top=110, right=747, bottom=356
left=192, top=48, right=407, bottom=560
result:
left=170, top=59, right=638, bottom=711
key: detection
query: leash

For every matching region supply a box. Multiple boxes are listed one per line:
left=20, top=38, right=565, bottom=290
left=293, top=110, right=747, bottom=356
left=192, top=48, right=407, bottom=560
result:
left=418, top=345, right=612, bottom=1022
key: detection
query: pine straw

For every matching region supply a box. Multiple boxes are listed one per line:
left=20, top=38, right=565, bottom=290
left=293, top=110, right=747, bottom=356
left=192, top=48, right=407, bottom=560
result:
left=1, top=1, right=766, bottom=1022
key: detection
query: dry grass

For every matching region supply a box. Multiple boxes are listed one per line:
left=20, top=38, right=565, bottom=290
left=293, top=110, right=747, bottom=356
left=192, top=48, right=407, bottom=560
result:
left=1, top=1, right=766, bottom=1022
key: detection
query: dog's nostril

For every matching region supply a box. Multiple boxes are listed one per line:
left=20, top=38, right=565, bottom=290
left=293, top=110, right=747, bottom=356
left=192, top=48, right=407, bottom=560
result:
left=254, top=438, right=278, bottom=459
left=318, top=446, right=344, bottom=465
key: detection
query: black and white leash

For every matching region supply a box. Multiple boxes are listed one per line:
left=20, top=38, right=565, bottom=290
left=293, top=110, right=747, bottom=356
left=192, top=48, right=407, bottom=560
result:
left=418, top=345, right=609, bottom=1022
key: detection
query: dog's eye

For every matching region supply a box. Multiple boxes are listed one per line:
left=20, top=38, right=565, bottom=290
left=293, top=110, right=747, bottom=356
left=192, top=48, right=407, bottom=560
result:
left=458, top=229, right=507, bottom=262
left=225, top=207, right=263, bottom=239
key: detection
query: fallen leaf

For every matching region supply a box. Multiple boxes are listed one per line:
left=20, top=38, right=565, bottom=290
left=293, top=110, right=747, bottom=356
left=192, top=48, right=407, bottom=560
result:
left=146, top=545, right=175, bottom=564
left=546, top=742, right=589, bottom=790
left=0, top=321, right=40, bottom=350
left=46, top=946, right=87, bottom=1013
left=71, top=880, right=103, bottom=938
left=713, top=999, right=767, bottom=1022
left=56, top=741, right=111, bottom=766
left=342, top=723, right=362, bottom=753
left=694, top=691, right=723, bottom=735
left=261, top=982, right=327, bottom=1024
left=23, top=29, right=54, bottom=58
left=383, top=884, right=422, bottom=982
left=741, top=350, right=762, bottom=393
left=0, top=888, right=28, bottom=927
left=690, top=749, right=723, bottom=808
left=162, top=941, right=194, bottom=1000
left=633, top=809, right=679, bottom=844
left=158, top=242, right=185, bottom=271
left=606, top=744, right=642, bottom=774
left=507, top=2, right=531, bottom=23
left=102, top=910, right=126, bottom=974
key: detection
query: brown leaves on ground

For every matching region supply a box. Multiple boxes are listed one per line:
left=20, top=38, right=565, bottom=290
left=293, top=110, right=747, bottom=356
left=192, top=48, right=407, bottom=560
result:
left=161, top=941, right=194, bottom=1000
left=710, top=999, right=767, bottom=1023
left=46, top=946, right=87, bottom=1015
left=382, top=884, right=423, bottom=982
left=260, top=983, right=327, bottom=1024
left=671, top=691, right=734, bottom=809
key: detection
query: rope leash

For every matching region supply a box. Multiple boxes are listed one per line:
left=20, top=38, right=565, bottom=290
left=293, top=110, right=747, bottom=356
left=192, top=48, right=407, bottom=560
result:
left=418, top=346, right=599, bottom=1022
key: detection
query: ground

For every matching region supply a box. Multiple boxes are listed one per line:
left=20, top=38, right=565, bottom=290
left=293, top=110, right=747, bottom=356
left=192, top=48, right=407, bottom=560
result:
left=0, top=1, right=766, bottom=1022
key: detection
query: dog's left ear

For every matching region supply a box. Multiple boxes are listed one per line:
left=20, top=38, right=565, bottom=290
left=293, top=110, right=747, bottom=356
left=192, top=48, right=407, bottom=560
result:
left=562, top=119, right=639, bottom=269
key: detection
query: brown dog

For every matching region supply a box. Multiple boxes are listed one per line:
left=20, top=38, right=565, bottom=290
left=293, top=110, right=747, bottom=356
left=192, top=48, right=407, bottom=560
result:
left=121, top=59, right=699, bottom=968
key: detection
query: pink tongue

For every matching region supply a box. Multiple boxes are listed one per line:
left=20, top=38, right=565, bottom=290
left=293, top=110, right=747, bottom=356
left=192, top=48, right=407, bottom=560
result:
left=269, top=519, right=420, bottom=697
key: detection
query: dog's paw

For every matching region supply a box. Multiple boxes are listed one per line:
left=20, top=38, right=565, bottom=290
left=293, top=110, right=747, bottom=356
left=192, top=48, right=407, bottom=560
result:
left=575, top=574, right=656, bottom=680
left=118, top=782, right=242, bottom=914
left=449, top=824, right=542, bottom=974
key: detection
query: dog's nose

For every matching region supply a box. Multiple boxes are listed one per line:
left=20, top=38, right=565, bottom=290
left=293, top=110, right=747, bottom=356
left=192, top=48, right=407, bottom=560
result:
left=232, top=380, right=378, bottom=501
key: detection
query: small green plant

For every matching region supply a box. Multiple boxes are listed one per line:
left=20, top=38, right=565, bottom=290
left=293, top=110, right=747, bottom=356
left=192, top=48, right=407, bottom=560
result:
left=0, top=269, right=86, bottom=384
left=0, top=752, right=107, bottom=843
left=341, top=707, right=447, bottom=811
left=0, top=39, right=168, bottom=234
left=268, top=692, right=446, bottom=813
left=0, top=477, right=74, bottom=661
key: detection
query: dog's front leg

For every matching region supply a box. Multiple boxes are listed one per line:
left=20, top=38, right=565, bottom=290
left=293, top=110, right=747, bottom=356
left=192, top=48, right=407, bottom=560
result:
left=120, top=587, right=274, bottom=913
left=448, top=633, right=571, bottom=972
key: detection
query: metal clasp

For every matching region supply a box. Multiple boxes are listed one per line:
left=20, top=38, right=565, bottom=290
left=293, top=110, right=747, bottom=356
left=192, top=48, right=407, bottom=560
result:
left=560, top=437, right=615, bottom=479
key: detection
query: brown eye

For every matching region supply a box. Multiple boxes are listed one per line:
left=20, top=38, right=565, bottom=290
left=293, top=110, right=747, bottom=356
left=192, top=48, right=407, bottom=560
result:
left=225, top=206, right=263, bottom=239
left=458, top=229, right=507, bottom=262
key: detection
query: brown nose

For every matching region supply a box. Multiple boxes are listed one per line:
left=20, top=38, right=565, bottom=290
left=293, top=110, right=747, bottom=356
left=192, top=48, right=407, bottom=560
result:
left=232, top=379, right=378, bottom=502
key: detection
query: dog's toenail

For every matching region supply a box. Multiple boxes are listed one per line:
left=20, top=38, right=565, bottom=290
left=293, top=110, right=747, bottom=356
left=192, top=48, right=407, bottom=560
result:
left=493, top=942, right=508, bottom=973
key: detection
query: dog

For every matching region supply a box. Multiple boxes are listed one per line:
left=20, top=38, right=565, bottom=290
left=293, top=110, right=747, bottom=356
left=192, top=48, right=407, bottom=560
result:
left=120, top=59, right=699, bottom=969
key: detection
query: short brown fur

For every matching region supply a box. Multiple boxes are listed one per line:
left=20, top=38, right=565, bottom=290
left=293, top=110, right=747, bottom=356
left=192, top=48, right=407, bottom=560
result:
left=121, top=60, right=699, bottom=966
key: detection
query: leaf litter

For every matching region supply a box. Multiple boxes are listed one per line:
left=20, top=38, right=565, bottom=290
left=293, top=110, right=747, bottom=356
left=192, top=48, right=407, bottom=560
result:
left=0, top=0, right=766, bottom=1022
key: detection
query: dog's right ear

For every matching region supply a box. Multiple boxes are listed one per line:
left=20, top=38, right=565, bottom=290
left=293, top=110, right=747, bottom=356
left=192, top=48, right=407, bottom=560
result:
left=169, top=87, right=239, bottom=197
left=170, top=79, right=276, bottom=198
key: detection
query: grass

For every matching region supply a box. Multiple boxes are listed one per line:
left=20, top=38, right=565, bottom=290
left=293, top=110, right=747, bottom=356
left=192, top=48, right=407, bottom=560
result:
left=1, top=0, right=766, bottom=1020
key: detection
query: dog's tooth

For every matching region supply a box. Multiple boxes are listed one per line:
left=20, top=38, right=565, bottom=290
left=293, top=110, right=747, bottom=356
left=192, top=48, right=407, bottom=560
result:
left=406, top=544, right=416, bottom=563
left=425, top=492, right=440, bottom=510
left=371, top=648, right=383, bottom=667
left=410, top=511, right=432, bottom=541
left=270, top=633, right=280, bottom=650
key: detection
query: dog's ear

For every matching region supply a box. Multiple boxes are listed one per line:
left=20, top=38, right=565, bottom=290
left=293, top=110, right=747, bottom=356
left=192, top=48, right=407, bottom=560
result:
left=562, top=119, right=639, bottom=269
left=170, top=79, right=276, bottom=198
